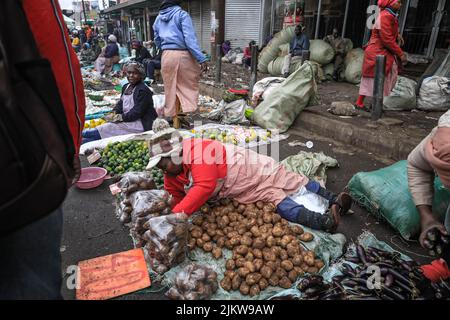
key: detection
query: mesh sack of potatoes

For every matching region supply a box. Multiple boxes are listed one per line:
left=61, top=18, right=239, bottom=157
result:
left=166, top=264, right=219, bottom=300
left=143, top=214, right=189, bottom=274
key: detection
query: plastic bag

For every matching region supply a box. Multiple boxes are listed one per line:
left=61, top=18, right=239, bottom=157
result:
left=166, top=264, right=219, bottom=300
left=417, top=76, right=450, bottom=111
left=323, top=63, right=335, bottom=80
left=144, top=214, right=189, bottom=274
left=252, top=61, right=318, bottom=133
left=130, top=190, right=172, bottom=218
left=384, top=76, right=417, bottom=111
left=206, top=99, right=248, bottom=124
left=118, top=172, right=156, bottom=196
left=153, top=95, right=166, bottom=117
left=259, top=26, right=296, bottom=73
left=344, top=48, right=364, bottom=84
left=309, top=40, right=335, bottom=65
left=234, top=53, right=244, bottom=65
left=348, top=161, right=450, bottom=240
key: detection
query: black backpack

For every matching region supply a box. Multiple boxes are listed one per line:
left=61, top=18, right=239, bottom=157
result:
left=0, top=0, right=77, bottom=235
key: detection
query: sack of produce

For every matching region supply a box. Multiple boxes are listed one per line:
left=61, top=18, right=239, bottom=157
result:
left=309, top=40, right=335, bottom=65
left=144, top=214, right=189, bottom=274
left=417, top=76, right=450, bottom=111
left=117, top=189, right=172, bottom=248
left=117, top=172, right=156, bottom=196
left=259, top=26, right=296, bottom=73
left=166, top=264, right=219, bottom=300
left=130, top=190, right=172, bottom=218
left=348, top=161, right=450, bottom=240
left=323, top=63, right=335, bottom=80
left=344, top=48, right=364, bottom=84
left=252, top=61, right=318, bottom=133
left=384, top=76, right=417, bottom=111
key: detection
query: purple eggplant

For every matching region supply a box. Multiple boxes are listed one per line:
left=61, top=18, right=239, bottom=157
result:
left=356, top=245, right=369, bottom=265
left=385, top=274, right=394, bottom=287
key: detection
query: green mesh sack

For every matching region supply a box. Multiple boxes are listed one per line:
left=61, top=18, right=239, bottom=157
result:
left=251, top=61, right=318, bottom=133
left=348, top=161, right=450, bottom=240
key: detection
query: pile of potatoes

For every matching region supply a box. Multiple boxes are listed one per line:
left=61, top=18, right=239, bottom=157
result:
left=188, top=199, right=325, bottom=297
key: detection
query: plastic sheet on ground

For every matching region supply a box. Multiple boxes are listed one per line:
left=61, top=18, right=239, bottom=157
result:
left=281, top=151, right=339, bottom=187
left=161, top=220, right=346, bottom=300
left=185, top=123, right=289, bottom=149
left=321, top=231, right=413, bottom=283
left=270, top=231, right=413, bottom=299
left=80, top=130, right=154, bottom=155
left=203, top=99, right=249, bottom=125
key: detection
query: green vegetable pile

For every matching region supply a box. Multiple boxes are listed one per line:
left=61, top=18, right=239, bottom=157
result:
left=97, top=140, right=149, bottom=176
left=150, top=168, right=164, bottom=189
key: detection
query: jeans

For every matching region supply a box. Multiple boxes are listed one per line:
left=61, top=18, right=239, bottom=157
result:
left=146, top=60, right=161, bottom=79
left=0, top=208, right=63, bottom=299
left=82, top=128, right=101, bottom=145
left=277, top=181, right=337, bottom=230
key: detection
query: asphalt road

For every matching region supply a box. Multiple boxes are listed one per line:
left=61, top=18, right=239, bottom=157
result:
left=61, top=129, right=431, bottom=300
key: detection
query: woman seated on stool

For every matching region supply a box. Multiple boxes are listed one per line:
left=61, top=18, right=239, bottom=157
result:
left=82, top=62, right=157, bottom=144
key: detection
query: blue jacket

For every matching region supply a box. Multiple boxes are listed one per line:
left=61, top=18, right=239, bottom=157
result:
left=153, top=6, right=207, bottom=64
left=290, top=34, right=310, bottom=57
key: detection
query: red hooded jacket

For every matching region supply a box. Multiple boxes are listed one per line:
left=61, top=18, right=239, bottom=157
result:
left=165, top=139, right=228, bottom=215
left=22, top=0, right=86, bottom=152
left=362, top=0, right=404, bottom=78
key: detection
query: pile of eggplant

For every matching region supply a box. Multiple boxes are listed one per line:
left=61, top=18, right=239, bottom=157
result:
left=422, top=227, right=449, bottom=257
left=297, top=245, right=450, bottom=300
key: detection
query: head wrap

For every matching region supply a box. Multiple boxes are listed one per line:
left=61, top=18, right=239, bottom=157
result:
left=131, top=40, right=142, bottom=47
left=160, top=0, right=182, bottom=11
left=425, top=127, right=450, bottom=190
left=108, top=34, right=117, bottom=43
left=378, top=0, right=399, bottom=9
left=125, top=61, right=146, bottom=78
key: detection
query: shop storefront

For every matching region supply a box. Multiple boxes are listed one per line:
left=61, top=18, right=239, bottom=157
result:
left=400, top=0, right=450, bottom=57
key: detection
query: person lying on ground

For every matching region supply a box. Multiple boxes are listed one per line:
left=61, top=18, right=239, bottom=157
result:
left=408, top=109, right=450, bottom=255
left=82, top=62, right=157, bottom=145
left=145, top=119, right=353, bottom=232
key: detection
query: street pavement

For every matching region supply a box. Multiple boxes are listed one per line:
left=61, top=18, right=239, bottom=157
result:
left=61, top=128, right=430, bottom=300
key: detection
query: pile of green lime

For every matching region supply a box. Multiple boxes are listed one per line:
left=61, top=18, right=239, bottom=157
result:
left=97, top=140, right=149, bottom=176
left=150, top=168, right=164, bottom=189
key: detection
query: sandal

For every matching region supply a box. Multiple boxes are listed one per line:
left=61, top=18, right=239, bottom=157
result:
left=334, top=192, right=353, bottom=216
left=355, top=104, right=371, bottom=113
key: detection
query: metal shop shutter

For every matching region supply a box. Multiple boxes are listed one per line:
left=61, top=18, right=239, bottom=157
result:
left=189, top=0, right=202, bottom=47
left=225, top=0, right=262, bottom=50
left=201, top=0, right=211, bottom=53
